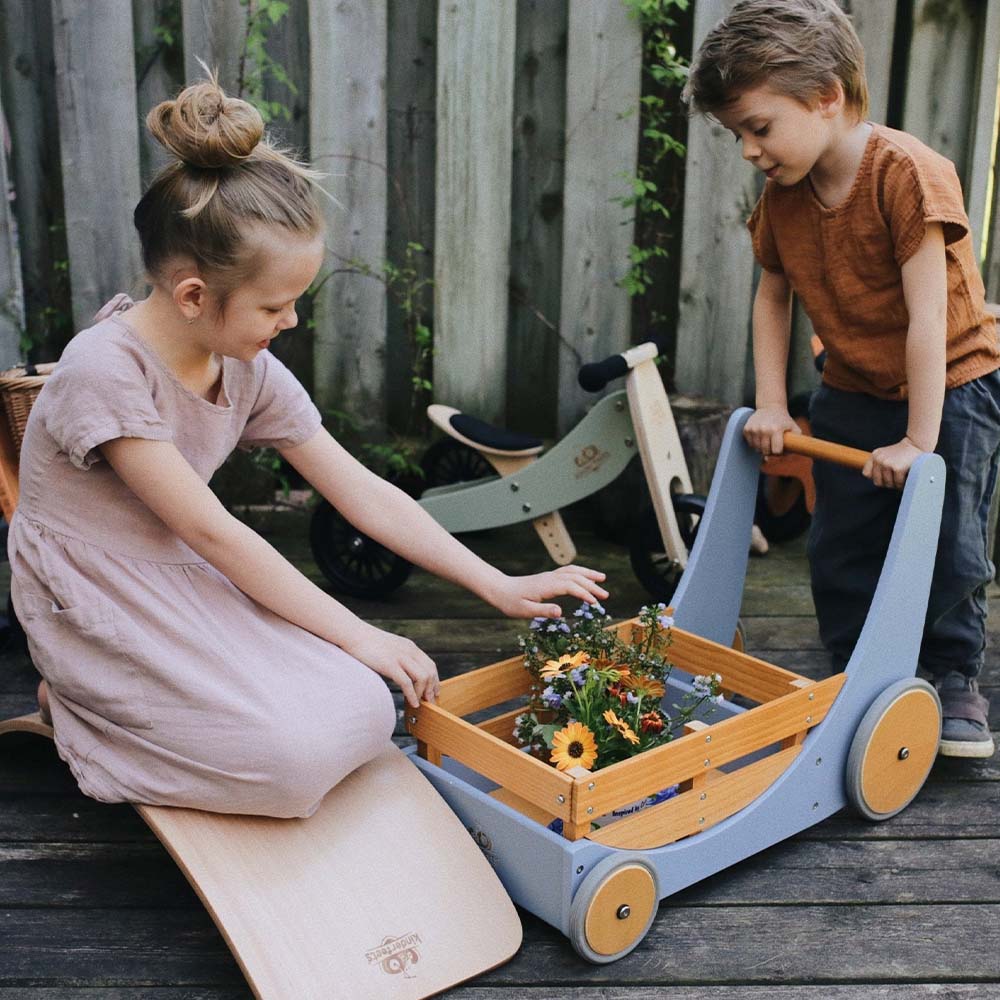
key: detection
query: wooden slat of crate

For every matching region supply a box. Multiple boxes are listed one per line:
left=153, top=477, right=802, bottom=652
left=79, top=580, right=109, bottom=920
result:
left=437, top=654, right=531, bottom=717
left=586, top=744, right=802, bottom=850
left=477, top=706, right=523, bottom=745
left=570, top=674, right=845, bottom=824
left=409, top=702, right=573, bottom=820
left=620, top=620, right=807, bottom=704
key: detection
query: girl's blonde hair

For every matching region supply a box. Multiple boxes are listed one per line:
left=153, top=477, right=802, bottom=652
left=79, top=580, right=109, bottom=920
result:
left=683, top=0, right=869, bottom=121
left=134, top=69, right=325, bottom=312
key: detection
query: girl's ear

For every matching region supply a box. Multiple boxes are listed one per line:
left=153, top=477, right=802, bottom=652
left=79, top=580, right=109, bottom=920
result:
left=174, top=275, right=207, bottom=322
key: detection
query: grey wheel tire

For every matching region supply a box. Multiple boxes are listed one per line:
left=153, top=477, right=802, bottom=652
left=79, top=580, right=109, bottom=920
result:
left=568, top=854, right=660, bottom=963
left=845, top=677, right=941, bottom=822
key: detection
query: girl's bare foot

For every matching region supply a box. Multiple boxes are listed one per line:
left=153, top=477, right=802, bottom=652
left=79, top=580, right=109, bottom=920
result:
left=37, top=679, right=51, bottom=725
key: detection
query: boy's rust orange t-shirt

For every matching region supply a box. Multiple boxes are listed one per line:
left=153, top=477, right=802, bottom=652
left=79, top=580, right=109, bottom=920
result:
left=747, top=123, right=999, bottom=399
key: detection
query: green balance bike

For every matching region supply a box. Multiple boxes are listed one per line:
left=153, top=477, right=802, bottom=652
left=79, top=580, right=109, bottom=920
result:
left=310, top=343, right=715, bottom=606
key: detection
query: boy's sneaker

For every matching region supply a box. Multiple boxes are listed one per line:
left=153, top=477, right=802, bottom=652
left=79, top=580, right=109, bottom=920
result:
left=934, top=672, right=995, bottom=758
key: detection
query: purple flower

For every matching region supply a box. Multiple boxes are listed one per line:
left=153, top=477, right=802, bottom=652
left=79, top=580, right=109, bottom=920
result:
left=658, top=614, right=674, bottom=630
left=570, top=666, right=588, bottom=686
left=558, top=622, right=571, bottom=633
left=541, top=686, right=563, bottom=709
left=626, top=692, right=639, bottom=705
left=529, top=617, right=548, bottom=630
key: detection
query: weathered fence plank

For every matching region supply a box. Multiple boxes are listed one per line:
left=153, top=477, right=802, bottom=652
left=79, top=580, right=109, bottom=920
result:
left=385, top=0, right=437, bottom=433
left=181, top=0, right=247, bottom=93
left=310, top=0, right=388, bottom=426
left=847, top=0, right=897, bottom=125
left=987, top=138, right=1000, bottom=300
left=134, top=0, right=183, bottom=190
left=434, top=0, right=516, bottom=423
left=0, top=0, right=65, bottom=359
left=556, top=0, right=642, bottom=431
left=261, top=0, right=310, bottom=152
left=51, top=0, right=143, bottom=334
left=508, top=0, right=567, bottom=436
left=965, top=0, right=1000, bottom=263
left=901, top=0, right=980, bottom=187
left=675, top=0, right=758, bottom=408
left=0, top=82, right=23, bottom=367
left=258, top=0, right=314, bottom=393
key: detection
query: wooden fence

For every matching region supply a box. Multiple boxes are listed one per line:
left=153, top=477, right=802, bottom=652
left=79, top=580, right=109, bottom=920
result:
left=1, top=0, right=999, bottom=443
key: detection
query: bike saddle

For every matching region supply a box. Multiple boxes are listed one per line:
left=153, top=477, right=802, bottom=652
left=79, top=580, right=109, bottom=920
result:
left=427, top=404, right=544, bottom=457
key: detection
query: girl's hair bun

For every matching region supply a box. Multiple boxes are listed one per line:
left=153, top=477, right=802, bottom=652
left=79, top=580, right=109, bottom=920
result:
left=147, top=71, right=264, bottom=169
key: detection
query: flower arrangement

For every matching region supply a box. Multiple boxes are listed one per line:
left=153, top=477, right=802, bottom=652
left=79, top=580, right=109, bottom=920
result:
left=513, top=602, right=724, bottom=776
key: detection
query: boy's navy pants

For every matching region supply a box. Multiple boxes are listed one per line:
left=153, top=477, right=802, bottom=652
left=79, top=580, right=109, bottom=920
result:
left=806, top=369, right=1000, bottom=678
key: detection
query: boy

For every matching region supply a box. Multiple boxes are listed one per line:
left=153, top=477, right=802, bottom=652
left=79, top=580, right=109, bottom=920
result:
left=684, top=0, right=999, bottom=757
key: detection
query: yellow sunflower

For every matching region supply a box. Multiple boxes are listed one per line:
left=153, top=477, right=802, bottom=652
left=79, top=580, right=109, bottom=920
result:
left=540, top=650, right=590, bottom=681
left=550, top=722, right=598, bottom=771
left=603, top=709, right=641, bottom=745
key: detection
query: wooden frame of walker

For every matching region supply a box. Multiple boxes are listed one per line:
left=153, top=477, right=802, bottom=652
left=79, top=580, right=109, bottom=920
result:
left=409, top=618, right=846, bottom=849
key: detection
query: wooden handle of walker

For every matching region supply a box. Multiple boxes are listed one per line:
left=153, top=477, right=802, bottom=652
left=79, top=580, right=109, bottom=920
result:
left=781, top=432, right=871, bottom=470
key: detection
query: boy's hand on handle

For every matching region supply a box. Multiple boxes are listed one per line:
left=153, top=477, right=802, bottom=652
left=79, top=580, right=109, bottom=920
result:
left=342, top=623, right=439, bottom=708
left=863, top=437, right=923, bottom=490
left=487, top=565, right=609, bottom=620
left=744, top=406, right=800, bottom=456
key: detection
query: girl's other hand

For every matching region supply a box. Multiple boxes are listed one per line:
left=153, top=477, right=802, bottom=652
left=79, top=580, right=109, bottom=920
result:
left=342, top=624, right=439, bottom=708
left=744, top=406, right=799, bottom=456
left=488, top=565, right=609, bottom=620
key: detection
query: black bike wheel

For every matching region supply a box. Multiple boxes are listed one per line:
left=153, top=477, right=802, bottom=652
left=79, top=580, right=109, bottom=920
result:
left=309, top=500, right=413, bottom=599
left=420, top=437, right=494, bottom=489
left=628, top=494, right=705, bottom=604
left=754, top=391, right=813, bottom=543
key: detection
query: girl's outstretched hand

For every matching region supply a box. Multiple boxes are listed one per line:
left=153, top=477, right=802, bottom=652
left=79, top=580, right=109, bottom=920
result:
left=341, top=623, right=439, bottom=708
left=487, top=565, right=609, bottom=620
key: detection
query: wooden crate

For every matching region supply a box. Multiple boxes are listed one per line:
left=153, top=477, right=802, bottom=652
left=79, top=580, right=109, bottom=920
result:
left=407, top=618, right=845, bottom=849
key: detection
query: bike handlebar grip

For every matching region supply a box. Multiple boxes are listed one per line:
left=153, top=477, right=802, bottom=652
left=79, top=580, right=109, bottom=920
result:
left=782, top=432, right=870, bottom=470
left=578, top=353, right=629, bottom=392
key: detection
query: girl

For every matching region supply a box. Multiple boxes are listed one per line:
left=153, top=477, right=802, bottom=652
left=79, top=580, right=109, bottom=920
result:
left=8, top=75, right=608, bottom=819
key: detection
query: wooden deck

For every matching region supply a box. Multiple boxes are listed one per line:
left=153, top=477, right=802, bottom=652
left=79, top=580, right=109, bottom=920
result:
left=1, top=508, right=998, bottom=998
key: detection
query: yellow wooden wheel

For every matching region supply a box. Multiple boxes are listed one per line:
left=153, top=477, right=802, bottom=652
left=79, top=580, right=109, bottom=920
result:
left=845, top=678, right=941, bottom=821
left=568, top=857, right=659, bottom=963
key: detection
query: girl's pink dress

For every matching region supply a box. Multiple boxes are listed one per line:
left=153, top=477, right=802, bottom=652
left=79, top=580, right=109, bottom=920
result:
left=7, top=295, right=395, bottom=818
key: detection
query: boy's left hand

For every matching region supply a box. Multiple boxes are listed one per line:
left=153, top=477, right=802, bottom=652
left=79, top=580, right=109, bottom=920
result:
left=863, top=437, right=924, bottom=489
left=488, top=565, right=609, bottom=619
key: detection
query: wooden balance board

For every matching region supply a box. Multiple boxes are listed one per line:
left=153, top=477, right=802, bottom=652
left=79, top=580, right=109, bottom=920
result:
left=0, top=712, right=522, bottom=999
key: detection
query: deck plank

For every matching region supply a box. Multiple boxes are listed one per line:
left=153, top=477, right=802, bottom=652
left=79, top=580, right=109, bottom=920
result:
left=1, top=512, right=997, bottom=995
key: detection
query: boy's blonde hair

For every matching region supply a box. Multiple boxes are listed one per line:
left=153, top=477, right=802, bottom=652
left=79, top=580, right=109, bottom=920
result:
left=134, top=69, right=325, bottom=314
left=683, top=0, right=869, bottom=121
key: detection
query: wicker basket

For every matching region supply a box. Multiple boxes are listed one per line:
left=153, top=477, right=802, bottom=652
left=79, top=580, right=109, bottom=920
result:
left=0, top=362, right=57, bottom=451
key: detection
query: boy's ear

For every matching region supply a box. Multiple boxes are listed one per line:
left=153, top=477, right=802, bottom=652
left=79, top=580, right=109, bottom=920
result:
left=817, top=80, right=846, bottom=118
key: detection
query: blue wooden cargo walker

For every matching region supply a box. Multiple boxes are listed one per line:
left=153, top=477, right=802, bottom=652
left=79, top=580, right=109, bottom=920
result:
left=406, top=406, right=946, bottom=962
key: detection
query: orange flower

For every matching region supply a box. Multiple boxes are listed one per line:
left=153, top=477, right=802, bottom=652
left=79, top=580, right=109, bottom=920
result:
left=540, top=650, right=590, bottom=681
left=603, top=709, right=640, bottom=745
left=624, top=674, right=666, bottom=699
left=550, top=722, right=598, bottom=771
